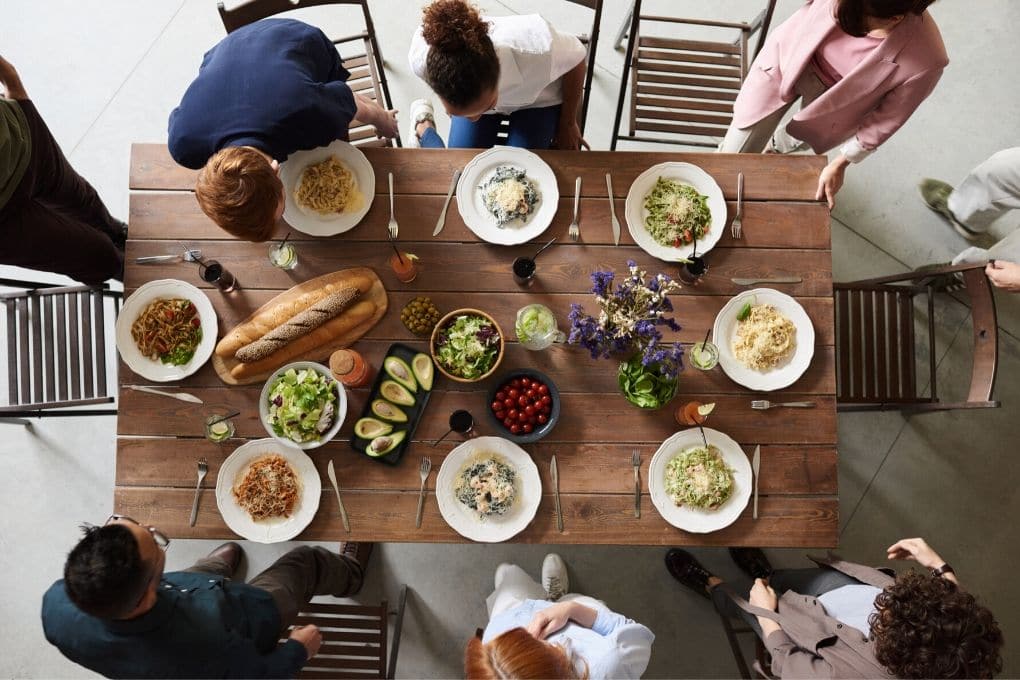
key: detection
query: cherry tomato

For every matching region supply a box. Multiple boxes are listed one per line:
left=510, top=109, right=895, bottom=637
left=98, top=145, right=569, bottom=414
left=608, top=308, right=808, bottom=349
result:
left=524, top=405, right=536, bottom=416
left=508, top=388, right=519, bottom=399
left=525, top=388, right=535, bottom=399
left=522, top=423, right=534, bottom=433
left=515, top=410, right=526, bottom=421
left=537, top=413, right=549, bottom=424
left=520, top=377, right=531, bottom=387
left=541, top=395, right=552, bottom=406
left=491, top=401, right=502, bottom=412
left=503, top=398, right=514, bottom=410
left=538, top=384, right=549, bottom=395
left=495, top=391, right=506, bottom=402
left=513, top=424, right=524, bottom=434
left=539, top=403, right=551, bottom=415
left=511, top=379, right=522, bottom=388
left=495, top=410, right=506, bottom=420
left=508, top=409, right=519, bottom=420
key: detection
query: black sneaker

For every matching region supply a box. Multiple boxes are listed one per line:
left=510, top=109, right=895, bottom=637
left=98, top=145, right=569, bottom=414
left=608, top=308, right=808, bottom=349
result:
left=112, top=219, right=129, bottom=251
left=729, top=547, right=773, bottom=580
left=665, top=548, right=714, bottom=599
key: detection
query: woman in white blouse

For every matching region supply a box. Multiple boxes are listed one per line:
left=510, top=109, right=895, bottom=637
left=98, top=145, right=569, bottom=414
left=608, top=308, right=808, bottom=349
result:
left=406, top=0, right=588, bottom=150
left=465, top=554, right=654, bottom=679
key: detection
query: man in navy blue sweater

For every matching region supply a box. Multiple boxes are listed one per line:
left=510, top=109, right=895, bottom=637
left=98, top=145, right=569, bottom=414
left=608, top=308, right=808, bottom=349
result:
left=42, top=515, right=372, bottom=678
left=168, top=18, right=397, bottom=241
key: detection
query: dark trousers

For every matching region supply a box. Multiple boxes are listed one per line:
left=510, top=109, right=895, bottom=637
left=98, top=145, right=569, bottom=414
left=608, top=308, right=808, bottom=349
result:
left=712, top=568, right=861, bottom=639
left=185, top=546, right=364, bottom=631
left=0, top=99, right=124, bottom=285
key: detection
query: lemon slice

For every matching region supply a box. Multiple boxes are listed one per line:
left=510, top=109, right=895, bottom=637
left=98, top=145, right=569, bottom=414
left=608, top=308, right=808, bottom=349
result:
left=405, top=253, right=420, bottom=261
left=697, top=402, right=716, bottom=417
left=210, top=421, right=229, bottom=436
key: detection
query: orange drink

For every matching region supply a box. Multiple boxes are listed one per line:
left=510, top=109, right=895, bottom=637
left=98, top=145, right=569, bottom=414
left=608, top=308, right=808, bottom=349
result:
left=389, top=251, right=418, bottom=283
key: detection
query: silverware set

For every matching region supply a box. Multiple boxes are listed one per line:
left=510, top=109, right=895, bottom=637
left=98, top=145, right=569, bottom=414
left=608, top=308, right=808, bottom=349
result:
left=433, top=168, right=461, bottom=236
left=751, top=445, right=761, bottom=520
left=190, top=458, right=207, bottom=527
left=568, top=177, right=581, bottom=242
left=387, top=172, right=399, bottom=240
left=731, top=172, right=744, bottom=239
left=631, top=450, right=641, bottom=518
left=327, top=459, right=351, bottom=533
left=127, top=385, right=203, bottom=403
left=416, top=456, right=432, bottom=528
left=731, top=277, right=802, bottom=285
left=607, top=173, right=621, bottom=246
left=551, top=455, right=563, bottom=532
left=136, top=248, right=202, bottom=265
left=751, top=400, right=815, bottom=410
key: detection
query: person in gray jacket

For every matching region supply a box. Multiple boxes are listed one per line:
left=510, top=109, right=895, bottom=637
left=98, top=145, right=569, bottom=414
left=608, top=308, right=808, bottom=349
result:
left=667, top=538, right=1003, bottom=678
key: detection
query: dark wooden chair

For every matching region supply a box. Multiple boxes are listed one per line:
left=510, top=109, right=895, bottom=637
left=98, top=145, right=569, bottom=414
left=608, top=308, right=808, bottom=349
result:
left=835, top=263, right=999, bottom=412
left=284, top=585, right=407, bottom=679
left=610, top=0, right=777, bottom=150
left=217, top=0, right=400, bottom=147
left=718, top=609, right=775, bottom=679
left=0, top=278, right=122, bottom=423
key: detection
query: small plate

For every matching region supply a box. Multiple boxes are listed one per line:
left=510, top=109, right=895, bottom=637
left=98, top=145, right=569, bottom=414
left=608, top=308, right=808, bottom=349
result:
left=712, top=288, right=815, bottom=392
left=278, top=140, right=375, bottom=236
left=216, top=438, right=321, bottom=544
left=485, top=369, right=560, bottom=444
left=435, top=436, right=541, bottom=542
left=624, top=161, right=726, bottom=262
left=259, top=361, right=348, bottom=450
left=456, top=147, right=559, bottom=245
left=648, top=428, right=751, bottom=533
left=116, top=279, right=217, bottom=382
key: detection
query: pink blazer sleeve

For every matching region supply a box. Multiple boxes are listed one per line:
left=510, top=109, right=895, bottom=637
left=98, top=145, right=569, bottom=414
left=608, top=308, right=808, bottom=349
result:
left=854, top=66, right=944, bottom=151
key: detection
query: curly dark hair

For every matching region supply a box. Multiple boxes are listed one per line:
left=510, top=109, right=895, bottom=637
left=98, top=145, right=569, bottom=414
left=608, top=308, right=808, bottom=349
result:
left=421, top=0, right=499, bottom=109
left=64, top=524, right=150, bottom=619
left=836, top=0, right=938, bottom=36
left=870, top=570, right=1003, bottom=679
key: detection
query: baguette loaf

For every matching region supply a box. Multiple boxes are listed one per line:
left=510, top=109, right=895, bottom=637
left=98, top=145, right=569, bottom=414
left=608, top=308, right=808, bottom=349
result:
left=214, top=272, right=374, bottom=358
left=235, top=287, right=361, bottom=363
left=229, top=301, right=376, bottom=381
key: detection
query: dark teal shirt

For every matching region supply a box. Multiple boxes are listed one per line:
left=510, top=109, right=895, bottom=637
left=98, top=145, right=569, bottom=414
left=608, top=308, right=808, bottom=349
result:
left=42, top=571, right=306, bottom=678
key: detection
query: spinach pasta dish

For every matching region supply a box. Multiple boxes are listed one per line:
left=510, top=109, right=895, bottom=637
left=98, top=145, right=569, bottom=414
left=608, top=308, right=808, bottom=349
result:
left=643, top=177, right=712, bottom=248
left=664, top=444, right=734, bottom=510
left=455, top=456, right=516, bottom=517
left=479, top=166, right=539, bottom=226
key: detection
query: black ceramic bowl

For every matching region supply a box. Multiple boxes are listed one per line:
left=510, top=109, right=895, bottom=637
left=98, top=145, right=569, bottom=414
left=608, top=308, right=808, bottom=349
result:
left=485, top=369, right=560, bottom=444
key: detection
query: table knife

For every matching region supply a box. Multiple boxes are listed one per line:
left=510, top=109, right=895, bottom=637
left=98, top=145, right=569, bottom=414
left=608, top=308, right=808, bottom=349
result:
left=327, top=460, right=351, bottom=533
left=606, top=173, right=620, bottom=246
left=433, top=168, right=462, bottom=236
left=731, top=277, right=803, bottom=285
left=752, top=445, right=761, bottom=520
left=128, top=385, right=203, bottom=403
left=135, top=255, right=181, bottom=264
left=551, top=455, right=563, bottom=532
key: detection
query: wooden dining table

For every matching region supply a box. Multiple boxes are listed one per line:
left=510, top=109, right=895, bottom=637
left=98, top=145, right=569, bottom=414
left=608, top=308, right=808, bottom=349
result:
left=117, top=144, right=836, bottom=547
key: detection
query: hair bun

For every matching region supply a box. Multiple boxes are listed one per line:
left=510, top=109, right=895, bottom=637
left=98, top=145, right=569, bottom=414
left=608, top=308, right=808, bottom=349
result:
left=421, top=0, right=490, bottom=53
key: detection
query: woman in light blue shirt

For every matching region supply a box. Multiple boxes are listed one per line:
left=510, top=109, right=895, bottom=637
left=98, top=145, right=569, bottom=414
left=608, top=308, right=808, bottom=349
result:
left=465, top=554, right=654, bottom=679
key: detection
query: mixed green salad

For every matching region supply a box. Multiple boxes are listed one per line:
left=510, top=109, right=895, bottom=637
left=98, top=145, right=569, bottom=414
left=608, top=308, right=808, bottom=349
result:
left=618, top=356, right=679, bottom=409
left=643, top=177, right=711, bottom=248
left=433, top=314, right=501, bottom=380
left=664, top=444, right=735, bottom=510
left=266, top=367, right=338, bottom=444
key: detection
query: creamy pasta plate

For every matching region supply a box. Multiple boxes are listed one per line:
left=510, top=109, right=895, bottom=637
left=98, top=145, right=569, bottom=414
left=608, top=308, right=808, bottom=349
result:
left=278, top=140, right=375, bottom=236
left=712, top=288, right=815, bottom=391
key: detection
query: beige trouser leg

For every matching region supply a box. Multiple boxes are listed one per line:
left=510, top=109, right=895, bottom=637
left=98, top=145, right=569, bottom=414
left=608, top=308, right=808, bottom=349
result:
left=947, top=147, right=1020, bottom=233
left=719, top=68, right=829, bottom=154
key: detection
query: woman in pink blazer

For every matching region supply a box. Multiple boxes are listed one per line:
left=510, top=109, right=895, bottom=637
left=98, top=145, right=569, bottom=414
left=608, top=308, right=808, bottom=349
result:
left=721, top=0, right=948, bottom=208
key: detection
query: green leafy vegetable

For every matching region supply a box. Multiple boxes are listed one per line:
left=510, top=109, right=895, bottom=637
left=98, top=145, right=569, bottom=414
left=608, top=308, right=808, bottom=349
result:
left=266, top=367, right=338, bottom=443
left=618, top=355, right=679, bottom=409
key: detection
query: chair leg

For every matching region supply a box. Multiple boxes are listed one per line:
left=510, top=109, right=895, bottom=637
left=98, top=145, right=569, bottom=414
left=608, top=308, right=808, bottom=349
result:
left=0, top=417, right=34, bottom=427
left=386, top=585, right=408, bottom=680
left=614, top=1, right=635, bottom=49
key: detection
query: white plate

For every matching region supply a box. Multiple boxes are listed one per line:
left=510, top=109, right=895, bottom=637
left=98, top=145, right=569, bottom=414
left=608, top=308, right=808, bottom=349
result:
left=712, top=288, right=816, bottom=392
left=278, top=140, right=375, bottom=236
left=259, top=361, right=348, bottom=450
left=649, top=428, right=751, bottom=533
left=456, top=147, right=559, bottom=245
left=624, top=162, right=727, bottom=261
left=115, top=279, right=217, bottom=382
left=435, top=436, right=541, bottom=542
left=215, top=438, right=321, bottom=544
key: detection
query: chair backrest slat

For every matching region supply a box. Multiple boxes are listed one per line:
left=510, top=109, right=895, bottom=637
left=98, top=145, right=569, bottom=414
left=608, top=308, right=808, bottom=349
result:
left=94, top=291, right=109, bottom=398
left=30, top=294, right=43, bottom=403
left=80, top=291, right=95, bottom=399
left=873, top=291, right=890, bottom=399
left=68, top=293, right=82, bottom=400
left=43, top=295, right=56, bottom=402
left=963, top=268, right=998, bottom=401
left=56, top=293, right=69, bottom=402
left=895, top=291, right=915, bottom=398
left=17, top=297, right=30, bottom=403
left=5, top=300, right=18, bottom=404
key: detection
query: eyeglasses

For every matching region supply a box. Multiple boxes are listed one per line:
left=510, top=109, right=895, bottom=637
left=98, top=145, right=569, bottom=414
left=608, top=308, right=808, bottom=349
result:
left=106, top=514, right=171, bottom=551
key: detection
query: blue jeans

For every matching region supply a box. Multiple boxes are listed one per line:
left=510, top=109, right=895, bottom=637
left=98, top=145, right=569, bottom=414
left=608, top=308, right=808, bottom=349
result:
left=419, top=104, right=561, bottom=150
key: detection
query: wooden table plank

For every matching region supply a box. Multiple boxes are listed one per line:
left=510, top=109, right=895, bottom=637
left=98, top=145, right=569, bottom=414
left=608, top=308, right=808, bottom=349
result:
left=118, top=438, right=838, bottom=496
left=129, top=192, right=832, bottom=251
left=130, top=144, right=827, bottom=202
left=114, top=487, right=838, bottom=547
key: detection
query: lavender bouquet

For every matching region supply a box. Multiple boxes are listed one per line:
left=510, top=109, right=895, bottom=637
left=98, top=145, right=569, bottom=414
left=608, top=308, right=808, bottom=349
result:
left=568, top=261, right=685, bottom=408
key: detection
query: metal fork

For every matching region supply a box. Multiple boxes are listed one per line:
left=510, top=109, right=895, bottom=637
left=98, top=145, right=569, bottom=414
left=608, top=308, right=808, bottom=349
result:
left=189, top=458, right=208, bottom=527
left=731, top=172, right=744, bottom=239
left=751, top=400, right=816, bottom=410
left=387, top=172, right=398, bottom=240
left=568, top=176, right=581, bottom=242
left=631, top=450, right=641, bottom=518
left=415, top=456, right=432, bottom=528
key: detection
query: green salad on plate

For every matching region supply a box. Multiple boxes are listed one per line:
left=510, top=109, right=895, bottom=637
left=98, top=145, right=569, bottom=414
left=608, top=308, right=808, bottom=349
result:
left=266, top=367, right=338, bottom=444
left=434, top=314, right=501, bottom=380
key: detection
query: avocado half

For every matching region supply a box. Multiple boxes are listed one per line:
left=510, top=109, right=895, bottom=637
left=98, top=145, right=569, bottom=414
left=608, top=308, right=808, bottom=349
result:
left=384, top=356, right=417, bottom=393
left=380, top=380, right=415, bottom=406
left=371, top=399, right=408, bottom=423
left=411, top=353, right=434, bottom=391
left=367, top=431, right=406, bottom=456
left=354, top=417, right=393, bottom=440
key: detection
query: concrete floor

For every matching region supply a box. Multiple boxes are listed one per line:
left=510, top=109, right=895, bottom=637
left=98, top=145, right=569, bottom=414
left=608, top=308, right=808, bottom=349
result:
left=2, top=1, right=1018, bottom=677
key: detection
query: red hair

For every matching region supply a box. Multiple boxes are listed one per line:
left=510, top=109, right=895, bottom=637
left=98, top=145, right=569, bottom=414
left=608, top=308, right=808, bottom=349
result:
left=464, top=628, right=588, bottom=679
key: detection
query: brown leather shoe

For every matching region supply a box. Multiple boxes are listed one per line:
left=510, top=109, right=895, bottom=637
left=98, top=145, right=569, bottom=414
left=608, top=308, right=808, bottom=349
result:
left=208, top=542, right=243, bottom=577
left=340, top=541, right=373, bottom=572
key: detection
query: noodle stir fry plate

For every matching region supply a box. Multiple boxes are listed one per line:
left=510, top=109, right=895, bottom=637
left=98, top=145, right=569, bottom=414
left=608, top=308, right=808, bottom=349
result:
left=216, top=438, right=321, bottom=543
left=116, top=279, right=217, bottom=382
left=279, top=140, right=375, bottom=236
left=625, top=162, right=726, bottom=262
left=713, top=288, right=816, bottom=392
left=649, top=428, right=751, bottom=533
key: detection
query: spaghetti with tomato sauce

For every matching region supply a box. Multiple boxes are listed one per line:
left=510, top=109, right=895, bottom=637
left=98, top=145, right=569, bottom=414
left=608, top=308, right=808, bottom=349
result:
left=130, top=297, right=202, bottom=366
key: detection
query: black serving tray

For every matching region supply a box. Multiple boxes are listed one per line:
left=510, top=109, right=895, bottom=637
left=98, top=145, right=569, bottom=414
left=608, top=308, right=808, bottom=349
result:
left=348, top=343, right=432, bottom=465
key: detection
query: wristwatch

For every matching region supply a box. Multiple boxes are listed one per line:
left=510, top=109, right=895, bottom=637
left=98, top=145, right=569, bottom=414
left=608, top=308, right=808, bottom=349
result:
left=932, top=563, right=955, bottom=578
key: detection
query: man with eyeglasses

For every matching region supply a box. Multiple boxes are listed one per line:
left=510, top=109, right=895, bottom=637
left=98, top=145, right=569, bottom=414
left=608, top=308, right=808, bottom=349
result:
left=42, top=515, right=372, bottom=678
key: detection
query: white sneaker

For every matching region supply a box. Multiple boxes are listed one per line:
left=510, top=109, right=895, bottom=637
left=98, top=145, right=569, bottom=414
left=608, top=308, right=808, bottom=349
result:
left=406, top=98, right=435, bottom=149
left=542, top=553, right=568, bottom=600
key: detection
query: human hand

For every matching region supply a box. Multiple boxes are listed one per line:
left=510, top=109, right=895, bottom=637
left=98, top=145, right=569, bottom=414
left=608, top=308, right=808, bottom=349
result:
left=373, top=107, right=399, bottom=141
left=986, top=260, right=1020, bottom=292
left=289, top=625, right=323, bottom=659
left=749, top=578, right=778, bottom=611
left=815, top=156, right=849, bottom=210
left=0, top=55, right=27, bottom=99
left=552, top=118, right=589, bottom=151
left=526, top=602, right=574, bottom=639
left=887, top=537, right=945, bottom=570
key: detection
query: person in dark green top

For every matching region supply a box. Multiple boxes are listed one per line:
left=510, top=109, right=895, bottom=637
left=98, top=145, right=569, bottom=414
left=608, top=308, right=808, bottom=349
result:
left=42, top=515, right=373, bottom=678
left=0, top=55, right=126, bottom=285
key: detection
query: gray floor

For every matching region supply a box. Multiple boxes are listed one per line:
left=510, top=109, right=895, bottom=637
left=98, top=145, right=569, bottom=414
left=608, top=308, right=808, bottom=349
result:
left=2, top=1, right=1018, bottom=678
